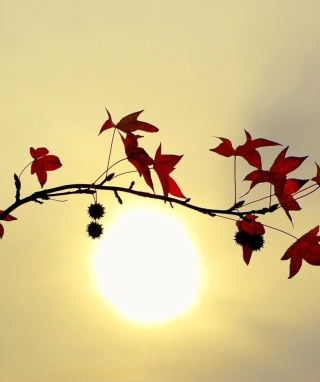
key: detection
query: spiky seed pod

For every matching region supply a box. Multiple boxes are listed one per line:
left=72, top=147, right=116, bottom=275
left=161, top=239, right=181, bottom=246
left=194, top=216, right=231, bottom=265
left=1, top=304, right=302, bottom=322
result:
left=86, top=221, right=104, bottom=239
left=87, top=203, right=105, bottom=220
left=248, top=234, right=264, bottom=251
left=234, top=231, right=250, bottom=246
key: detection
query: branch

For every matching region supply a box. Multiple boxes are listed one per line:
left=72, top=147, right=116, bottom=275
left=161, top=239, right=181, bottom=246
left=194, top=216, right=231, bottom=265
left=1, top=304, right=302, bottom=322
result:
left=0, top=182, right=277, bottom=221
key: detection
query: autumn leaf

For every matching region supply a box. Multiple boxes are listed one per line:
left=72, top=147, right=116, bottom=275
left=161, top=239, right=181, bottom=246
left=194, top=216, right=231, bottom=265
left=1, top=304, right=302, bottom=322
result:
left=210, top=138, right=235, bottom=157
left=0, top=210, right=17, bottom=239
left=98, top=109, right=116, bottom=134
left=153, top=144, right=185, bottom=198
left=99, top=109, right=159, bottom=135
left=120, top=132, right=154, bottom=191
left=30, top=147, right=62, bottom=188
left=236, top=130, right=281, bottom=169
left=236, top=214, right=265, bottom=265
left=269, top=146, right=308, bottom=177
left=210, top=130, right=280, bottom=169
left=243, top=169, right=271, bottom=191
left=281, top=226, right=320, bottom=278
left=244, top=147, right=308, bottom=221
left=311, top=162, right=320, bottom=185
left=276, top=178, right=308, bottom=215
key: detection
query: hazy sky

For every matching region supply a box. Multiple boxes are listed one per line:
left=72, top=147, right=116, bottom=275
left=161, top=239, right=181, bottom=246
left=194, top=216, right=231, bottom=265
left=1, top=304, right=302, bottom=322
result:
left=1, top=1, right=320, bottom=381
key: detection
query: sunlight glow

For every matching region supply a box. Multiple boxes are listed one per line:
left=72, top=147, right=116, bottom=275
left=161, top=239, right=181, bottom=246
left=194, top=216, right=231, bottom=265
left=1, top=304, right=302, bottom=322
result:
left=93, top=209, right=199, bottom=324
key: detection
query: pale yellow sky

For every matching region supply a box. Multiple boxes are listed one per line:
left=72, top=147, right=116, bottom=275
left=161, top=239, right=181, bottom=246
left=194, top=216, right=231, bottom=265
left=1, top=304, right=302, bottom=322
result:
left=1, top=1, right=320, bottom=381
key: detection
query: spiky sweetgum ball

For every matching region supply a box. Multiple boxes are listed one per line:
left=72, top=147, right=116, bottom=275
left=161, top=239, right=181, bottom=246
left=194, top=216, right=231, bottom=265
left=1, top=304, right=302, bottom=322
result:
left=86, top=221, right=104, bottom=239
left=248, top=234, right=264, bottom=251
left=234, top=230, right=250, bottom=246
left=87, top=203, right=105, bottom=220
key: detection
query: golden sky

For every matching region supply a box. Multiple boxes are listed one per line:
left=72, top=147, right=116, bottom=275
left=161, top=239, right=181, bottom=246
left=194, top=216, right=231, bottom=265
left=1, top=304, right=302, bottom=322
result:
left=2, top=1, right=320, bottom=381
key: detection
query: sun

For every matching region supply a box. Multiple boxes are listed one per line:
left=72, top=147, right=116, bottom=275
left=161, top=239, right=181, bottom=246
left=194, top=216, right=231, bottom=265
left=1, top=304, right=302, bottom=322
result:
left=92, top=208, right=199, bottom=324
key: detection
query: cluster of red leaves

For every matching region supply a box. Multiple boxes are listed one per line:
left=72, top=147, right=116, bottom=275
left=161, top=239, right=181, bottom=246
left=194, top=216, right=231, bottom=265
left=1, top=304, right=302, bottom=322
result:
left=244, top=147, right=308, bottom=222
left=211, top=132, right=311, bottom=221
left=100, top=110, right=185, bottom=198
left=4, top=110, right=320, bottom=279
left=236, top=210, right=320, bottom=279
left=211, top=131, right=320, bottom=278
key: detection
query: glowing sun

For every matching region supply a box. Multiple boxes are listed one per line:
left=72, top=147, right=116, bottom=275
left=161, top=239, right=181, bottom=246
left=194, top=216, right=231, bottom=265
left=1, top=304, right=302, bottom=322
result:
left=92, top=209, right=199, bottom=324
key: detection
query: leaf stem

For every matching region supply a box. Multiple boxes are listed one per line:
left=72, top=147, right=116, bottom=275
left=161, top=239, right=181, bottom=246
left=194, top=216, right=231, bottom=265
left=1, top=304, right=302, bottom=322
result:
left=18, top=161, right=33, bottom=179
left=269, top=184, right=272, bottom=208
left=242, top=183, right=319, bottom=208
left=106, top=128, right=116, bottom=178
left=261, top=223, right=298, bottom=240
left=92, top=157, right=127, bottom=185
left=112, top=170, right=137, bottom=180
left=242, top=193, right=275, bottom=207
left=234, top=156, right=237, bottom=204
left=293, top=184, right=320, bottom=201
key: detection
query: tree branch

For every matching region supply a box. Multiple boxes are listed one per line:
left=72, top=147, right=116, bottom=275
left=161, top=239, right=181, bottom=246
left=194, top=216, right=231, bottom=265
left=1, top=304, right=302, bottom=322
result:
left=0, top=182, right=278, bottom=221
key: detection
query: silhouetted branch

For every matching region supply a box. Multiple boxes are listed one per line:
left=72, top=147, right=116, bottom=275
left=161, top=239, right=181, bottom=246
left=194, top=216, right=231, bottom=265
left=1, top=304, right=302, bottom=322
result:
left=0, top=182, right=277, bottom=221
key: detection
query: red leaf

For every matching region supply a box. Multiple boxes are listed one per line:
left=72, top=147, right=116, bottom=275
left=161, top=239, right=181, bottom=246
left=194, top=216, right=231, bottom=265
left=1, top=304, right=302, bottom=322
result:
left=241, top=244, right=253, bottom=265
left=311, top=162, right=320, bottom=185
left=270, top=147, right=308, bottom=177
left=30, top=147, right=62, bottom=187
left=275, top=178, right=308, bottom=221
left=117, top=110, right=159, bottom=133
left=210, top=138, right=235, bottom=157
left=235, top=130, right=281, bottom=169
left=120, top=132, right=154, bottom=191
left=236, top=214, right=265, bottom=265
left=211, top=130, right=280, bottom=169
left=98, top=108, right=116, bottom=135
left=244, top=169, right=272, bottom=191
left=0, top=211, right=17, bottom=239
left=167, top=177, right=185, bottom=198
left=99, top=109, right=159, bottom=135
left=153, top=144, right=185, bottom=198
left=236, top=214, right=265, bottom=236
left=0, top=210, right=17, bottom=221
left=30, top=147, right=49, bottom=159
left=281, top=226, right=320, bottom=278
left=244, top=147, right=308, bottom=220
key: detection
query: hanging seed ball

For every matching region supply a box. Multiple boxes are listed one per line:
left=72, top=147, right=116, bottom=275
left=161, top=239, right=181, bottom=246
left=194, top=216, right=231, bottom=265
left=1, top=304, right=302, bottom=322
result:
left=86, top=221, right=104, bottom=239
left=234, top=231, right=250, bottom=246
left=248, top=234, right=264, bottom=251
left=87, top=202, right=105, bottom=220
